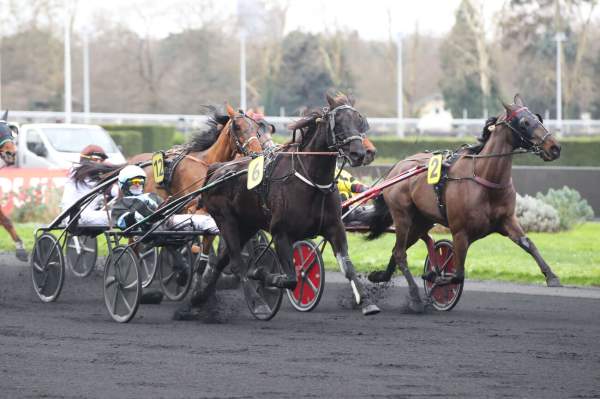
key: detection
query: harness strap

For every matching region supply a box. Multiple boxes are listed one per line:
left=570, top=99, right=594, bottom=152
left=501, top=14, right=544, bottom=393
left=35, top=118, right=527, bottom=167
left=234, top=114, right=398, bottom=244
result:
left=294, top=171, right=335, bottom=190
left=472, top=176, right=513, bottom=189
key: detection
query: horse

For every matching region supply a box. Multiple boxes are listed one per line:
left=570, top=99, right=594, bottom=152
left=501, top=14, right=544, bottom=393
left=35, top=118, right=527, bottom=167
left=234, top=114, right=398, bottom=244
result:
left=0, top=111, right=28, bottom=261
left=365, top=94, right=562, bottom=312
left=186, top=92, right=381, bottom=317
left=73, top=104, right=267, bottom=267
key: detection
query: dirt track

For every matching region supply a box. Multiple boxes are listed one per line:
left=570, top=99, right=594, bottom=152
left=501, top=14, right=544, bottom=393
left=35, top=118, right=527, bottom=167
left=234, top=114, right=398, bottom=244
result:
left=1, top=261, right=599, bottom=399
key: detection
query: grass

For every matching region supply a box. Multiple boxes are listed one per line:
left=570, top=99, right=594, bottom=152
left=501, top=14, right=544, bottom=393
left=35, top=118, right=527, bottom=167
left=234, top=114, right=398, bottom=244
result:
left=320, top=222, right=600, bottom=287
left=5, top=222, right=599, bottom=286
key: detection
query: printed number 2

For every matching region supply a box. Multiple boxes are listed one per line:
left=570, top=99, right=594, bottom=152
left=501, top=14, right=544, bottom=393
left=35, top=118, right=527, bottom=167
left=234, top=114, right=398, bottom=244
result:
left=429, top=158, right=439, bottom=179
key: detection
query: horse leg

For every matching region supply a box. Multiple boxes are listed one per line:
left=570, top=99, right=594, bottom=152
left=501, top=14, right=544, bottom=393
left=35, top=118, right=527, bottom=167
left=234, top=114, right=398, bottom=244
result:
left=500, top=216, right=561, bottom=287
left=0, top=209, right=27, bottom=261
left=368, top=254, right=396, bottom=283
left=189, top=219, right=241, bottom=307
left=448, top=231, right=469, bottom=284
left=390, top=224, right=425, bottom=313
left=250, top=233, right=297, bottom=289
left=324, top=222, right=380, bottom=316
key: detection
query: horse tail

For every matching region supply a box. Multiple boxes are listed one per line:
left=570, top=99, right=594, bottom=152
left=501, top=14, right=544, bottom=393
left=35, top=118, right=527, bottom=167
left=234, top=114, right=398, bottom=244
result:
left=72, top=162, right=126, bottom=187
left=365, top=195, right=393, bottom=240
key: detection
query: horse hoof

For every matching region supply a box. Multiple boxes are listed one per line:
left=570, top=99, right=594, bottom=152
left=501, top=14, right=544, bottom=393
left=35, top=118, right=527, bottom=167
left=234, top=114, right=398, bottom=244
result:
left=173, top=304, right=197, bottom=321
left=215, top=273, right=240, bottom=290
left=140, top=290, right=163, bottom=305
left=362, top=303, right=381, bottom=316
left=407, top=296, right=425, bottom=314
left=546, top=276, right=562, bottom=288
left=269, top=275, right=297, bottom=290
left=368, top=271, right=390, bottom=283
left=16, top=249, right=28, bottom=262
left=253, top=304, right=272, bottom=317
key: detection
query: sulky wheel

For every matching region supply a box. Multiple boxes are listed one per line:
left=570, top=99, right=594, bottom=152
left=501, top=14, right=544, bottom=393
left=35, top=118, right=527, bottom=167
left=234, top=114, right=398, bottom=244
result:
left=158, top=245, right=193, bottom=301
left=31, top=233, right=65, bottom=303
left=66, top=235, right=98, bottom=278
left=242, top=241, right=283, bottom=321
left=286, top=240, right=325, bottom=312
left=423, top=239, right=463, bottom=311
left=135, top=243, right=158, bottom=288
left=104, top=246, right=142, bottom=323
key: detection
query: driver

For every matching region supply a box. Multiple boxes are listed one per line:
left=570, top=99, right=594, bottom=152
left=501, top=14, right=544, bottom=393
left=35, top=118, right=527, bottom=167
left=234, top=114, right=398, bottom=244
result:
left=60, top=145, right=113, bottom=226
left=112, top=165, right=219, bottom=235
left=336, top=168, right=374, bottom=228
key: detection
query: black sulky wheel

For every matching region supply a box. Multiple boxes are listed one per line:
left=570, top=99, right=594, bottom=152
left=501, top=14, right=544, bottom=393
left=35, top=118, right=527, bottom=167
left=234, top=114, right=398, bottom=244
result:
left=135, top=243, right=158, bottom=288
left=286, top=240, right=325, bottom=312
left=423, top=239, right=463, bottom=311
left=66, top=235, right=98, bottom=278
left=158, top=245, right=193, bottom=301
left=31, top=233, right=65, bottom=303
left=242, top=236, right=283, bottom=321
left=104, top=246, right=141, bottom=323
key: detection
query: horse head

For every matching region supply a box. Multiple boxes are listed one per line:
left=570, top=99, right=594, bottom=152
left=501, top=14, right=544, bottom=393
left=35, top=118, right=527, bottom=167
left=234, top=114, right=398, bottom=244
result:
left=500, top=94, right=561, bottom=161
left=0, top=111, right=18, bottom=168
left=324, top=92, right=369, bottom=167
left=224, top=104, right=265, bottom=156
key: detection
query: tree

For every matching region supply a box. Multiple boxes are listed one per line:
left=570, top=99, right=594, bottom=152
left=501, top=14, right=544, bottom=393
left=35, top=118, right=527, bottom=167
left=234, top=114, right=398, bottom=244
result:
left=499, top=0, right=598, bottom=118
left=440, top=0, right=500, bottom=117
left=270, top=31, right=355, bottom=115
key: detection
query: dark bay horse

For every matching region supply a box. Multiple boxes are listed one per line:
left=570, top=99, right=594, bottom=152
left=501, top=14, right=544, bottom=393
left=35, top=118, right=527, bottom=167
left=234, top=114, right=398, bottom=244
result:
left=0, top=111, right=27, bottom=261
left=366, top=95, right=562, bottom=312
left=188, top=93, right=381, bottom=316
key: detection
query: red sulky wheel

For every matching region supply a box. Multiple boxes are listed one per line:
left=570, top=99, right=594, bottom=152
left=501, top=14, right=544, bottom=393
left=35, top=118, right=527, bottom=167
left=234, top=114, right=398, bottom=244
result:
left=286, top=240, right=325, bottom=312
left=423, top=239, right=463, bottom=311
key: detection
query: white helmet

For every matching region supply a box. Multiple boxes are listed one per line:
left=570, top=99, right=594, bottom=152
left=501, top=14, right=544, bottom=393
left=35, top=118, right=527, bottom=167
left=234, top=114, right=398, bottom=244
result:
left=118, top=165, right=146, bottom=194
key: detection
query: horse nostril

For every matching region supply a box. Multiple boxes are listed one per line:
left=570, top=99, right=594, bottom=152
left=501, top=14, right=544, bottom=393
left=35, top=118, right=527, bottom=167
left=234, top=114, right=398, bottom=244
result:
left=550, top=145, right=561, bottom=158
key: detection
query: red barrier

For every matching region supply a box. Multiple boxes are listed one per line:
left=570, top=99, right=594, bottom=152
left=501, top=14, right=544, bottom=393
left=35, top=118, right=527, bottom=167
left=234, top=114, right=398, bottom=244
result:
left=0, top=168, right=69, bottom=215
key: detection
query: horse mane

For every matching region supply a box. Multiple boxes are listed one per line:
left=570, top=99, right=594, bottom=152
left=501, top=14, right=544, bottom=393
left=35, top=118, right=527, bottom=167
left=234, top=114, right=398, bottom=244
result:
left=186, top=105, right=230, bottom=153
left=285, top=108, right=324, bottom=150
left=72, top=162, right=125, bottom=187
left=465, top=116, right=499, bottom=154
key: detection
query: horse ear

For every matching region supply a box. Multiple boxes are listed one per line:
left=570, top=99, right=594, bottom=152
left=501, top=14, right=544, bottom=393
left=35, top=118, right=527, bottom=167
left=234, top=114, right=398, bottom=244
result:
left=347, top=93, right=356, bottom=106
left=1, top=110, right=7, bottom=121
left=225, top=103, right=236, bottom=118
left=326, top=92, right=336, bottom=108
left=514, top=94, right=525, bottom=107
left=500, top=99, right=511, bottom=113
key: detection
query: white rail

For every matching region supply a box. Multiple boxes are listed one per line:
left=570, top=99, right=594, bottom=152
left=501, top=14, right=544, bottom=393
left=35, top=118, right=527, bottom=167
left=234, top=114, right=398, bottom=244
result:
left=9, top=110, right=600, bottom=136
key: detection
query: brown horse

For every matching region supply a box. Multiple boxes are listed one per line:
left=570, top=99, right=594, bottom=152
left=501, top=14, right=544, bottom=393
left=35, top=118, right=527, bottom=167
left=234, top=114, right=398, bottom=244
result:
left=366, top=94, right=562, bottom=312
left=0, top=111, right=28, bottom=261
left=73, top=105, right=266, bottom=266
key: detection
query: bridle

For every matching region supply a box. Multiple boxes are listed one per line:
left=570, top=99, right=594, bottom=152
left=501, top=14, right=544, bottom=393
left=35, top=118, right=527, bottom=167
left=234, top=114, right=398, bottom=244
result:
left=497, top=106, right=552, bottom=156
left=323, top=104, right=368, bottom=153
left=0, top=122, right=16, bottom=166
left=227, top=114, right=265, bottom=157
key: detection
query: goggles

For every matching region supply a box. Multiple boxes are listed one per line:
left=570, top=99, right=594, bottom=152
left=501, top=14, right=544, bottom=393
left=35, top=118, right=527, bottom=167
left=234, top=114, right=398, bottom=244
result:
left=128, top=177, right=145, bottom=185
left=81, top=153, right=108, bottom=162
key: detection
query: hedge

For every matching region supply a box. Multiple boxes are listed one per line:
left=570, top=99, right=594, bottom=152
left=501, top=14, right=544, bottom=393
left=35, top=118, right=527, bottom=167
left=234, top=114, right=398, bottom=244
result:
left=107, top=130, right=143, bottom=157
left=368, top=136, right=600, bottom=167
left=103, top=125, right=178, bottom=155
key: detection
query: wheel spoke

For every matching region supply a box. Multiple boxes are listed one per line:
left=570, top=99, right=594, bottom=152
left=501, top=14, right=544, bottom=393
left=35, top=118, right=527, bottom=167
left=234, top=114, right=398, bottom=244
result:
left=120, top=292, right=133, bottom=313
left=162, top=272, right=175, bottom=285
left=439, top=251, right=454, bottom=271
left=105, top=275, right=117, bottom=289
left=122, top=280, right=138, bottom=291
left=112, top=287, right=119, bottom=314
left=33, top=261, right=44, bottom=273
left=305, top=277, right=318, bottom=295
left=141, top=249, right=154, bottom=258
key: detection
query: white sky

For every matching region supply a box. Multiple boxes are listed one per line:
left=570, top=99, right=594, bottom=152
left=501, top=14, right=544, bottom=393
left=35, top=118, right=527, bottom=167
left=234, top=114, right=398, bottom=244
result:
left=78, top=0, right=508, bottom=40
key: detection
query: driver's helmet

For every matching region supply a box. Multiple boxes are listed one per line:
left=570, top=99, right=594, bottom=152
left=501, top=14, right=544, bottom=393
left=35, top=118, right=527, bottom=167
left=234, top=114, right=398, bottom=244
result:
left=80, top=144, right=108, bottom=163
left=118, top=165, right=146, bottom=196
